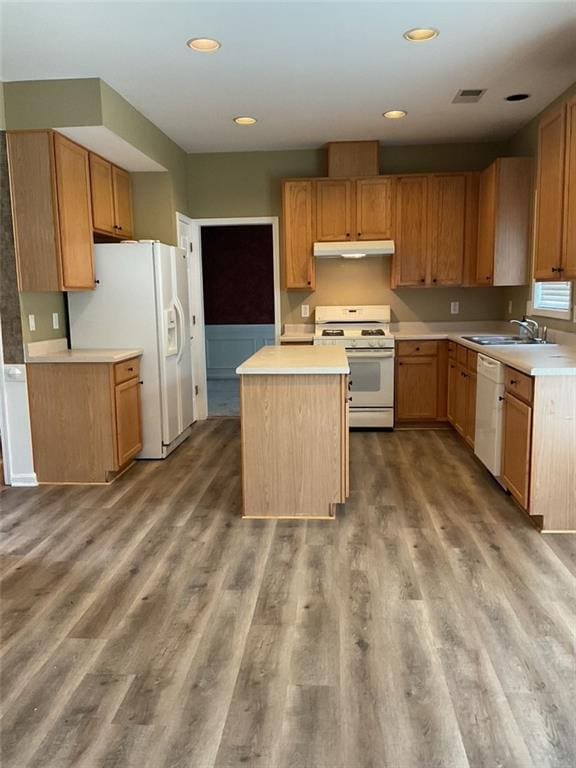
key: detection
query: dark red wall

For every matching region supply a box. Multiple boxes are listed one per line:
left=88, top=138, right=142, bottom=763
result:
left=201, top=224, right=274, bottom=325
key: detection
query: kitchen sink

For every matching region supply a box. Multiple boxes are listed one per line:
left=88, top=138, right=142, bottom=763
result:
left=462, top=335, right=552, bottom=346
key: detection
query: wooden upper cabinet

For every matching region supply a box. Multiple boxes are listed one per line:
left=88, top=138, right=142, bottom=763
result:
left=534, top=104, right=566, bottom=280
left=282, top=180, right=315, bottom=290
left=53, top=134, right=95, bottom=290
left=112, top=166, right=134, bottom=238
left=90, top=153, right=116, bottom=234
left=476, top=162, right=497, bottom=285
left=429, top=174, right=466, bottom=285
left=90, top=154, right=134, bottom=239
left=393, top=175, right=428, bottom=286
left=315, top=179, right=353, bottom=241
left=474, top=158, right=532, bottom=286
left=355, top=177, right=394, bottom=239
left=562, top=96, right=576, bottom=279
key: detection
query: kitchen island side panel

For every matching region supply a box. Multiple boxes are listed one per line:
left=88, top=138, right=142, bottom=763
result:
left=240, top=373, right=345, bottom=518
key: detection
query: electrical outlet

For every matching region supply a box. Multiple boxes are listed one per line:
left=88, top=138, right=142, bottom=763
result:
left=28, top=314, right=36, bottom=332
left=52, top=312, right=60, bottom=330
left=450, top=301, right=460, bottom=315
left=301, top=304, right=310, bottom=318
left=508, top=300, right=513, bottom=314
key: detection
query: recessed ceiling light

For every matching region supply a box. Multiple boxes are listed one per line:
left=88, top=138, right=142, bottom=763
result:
left=233, top=116, right=257, bottom=126
left=505, top=93, right=531, bottom=102
left=383, top=110, right=407, bottom=119
left=403, top=28, right=439, bottom=42
left=186, top=37, right=221, bottom=53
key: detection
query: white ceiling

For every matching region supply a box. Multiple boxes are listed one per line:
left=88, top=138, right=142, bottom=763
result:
left=2, top=1, right=576, bottom=153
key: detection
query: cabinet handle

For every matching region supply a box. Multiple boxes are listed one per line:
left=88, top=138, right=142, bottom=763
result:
left=357, top=232, right=361, bottom=237
left=348, top=380, right=353, bottom=390
left=346, top=233, right=350, bottom=238
left=510, top=379, right=518, bottom=385
left=419, top=278, right=425, bottom=283
left=127, top=367, right=134, bottom=372
left=498, top=395, right=505, bottom=401
left=432, top=278, right=437, bottom=283
left=552, top=266, right=564, bottom=273
left=398, top=362, right=403, bottom=366
left=118, top=226, right=123, bottom=231
left=415, top=346, right=420, bottom=351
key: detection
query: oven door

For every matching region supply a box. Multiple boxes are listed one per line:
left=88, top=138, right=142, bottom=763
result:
left=347, top=349, right=395, bottom=408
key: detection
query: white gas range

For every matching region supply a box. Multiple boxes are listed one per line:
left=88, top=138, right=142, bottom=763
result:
left=313, top=305, right=395, bottom=428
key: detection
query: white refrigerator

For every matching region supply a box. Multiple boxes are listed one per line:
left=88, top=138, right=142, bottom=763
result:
left=69, top=242, right=194, bottom=459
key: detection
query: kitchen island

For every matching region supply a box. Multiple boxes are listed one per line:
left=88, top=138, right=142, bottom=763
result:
left=236, top=345, right=350, bottom=519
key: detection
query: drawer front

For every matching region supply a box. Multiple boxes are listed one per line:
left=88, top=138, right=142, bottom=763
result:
left=504, top=366, right=533, bottom=404
left=397, top=340, right=438, bottom=357
left=448, top=341, right=457, bottom=359
left=456, top=344, right=468, bottom=366
left=467, top=349, right=478, bottom=372
left=114, top=357, right=140, bottom=385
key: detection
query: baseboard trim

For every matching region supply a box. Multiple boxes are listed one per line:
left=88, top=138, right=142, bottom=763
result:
left=10, top=472, right=38, bottom=487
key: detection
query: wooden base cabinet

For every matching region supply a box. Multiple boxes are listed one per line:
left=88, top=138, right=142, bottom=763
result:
left=447, top=342, right=477, bottom=447
left=27, top=358, right=142, bottom=483
left=395, top=340, right=448, bottom=423
left=240, top=373, right=348, bottom=518
left=501, top=391, right=532, bottom=510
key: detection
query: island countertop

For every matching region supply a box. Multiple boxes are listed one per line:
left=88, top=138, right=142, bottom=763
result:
left=236, top=345, right=349, bottom=375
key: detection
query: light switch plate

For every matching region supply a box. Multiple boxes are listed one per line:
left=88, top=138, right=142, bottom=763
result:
left=301, top=304, right=310, bottom=318
left=52, top=312, right=60, bottom=330
left=28, top=314, right=36, bottom=332
left=508, top=300, right=513, bottom=314
left=450, top=301, right=460, bottom=315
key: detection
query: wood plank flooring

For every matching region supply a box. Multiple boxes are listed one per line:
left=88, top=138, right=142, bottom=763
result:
left=1, top=418, right=575, bottom=768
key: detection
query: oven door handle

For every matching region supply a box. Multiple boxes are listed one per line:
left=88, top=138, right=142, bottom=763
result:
left=346, top=350, right=395, bottom=359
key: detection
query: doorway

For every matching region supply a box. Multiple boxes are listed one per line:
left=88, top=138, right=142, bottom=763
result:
left=176, top=215, right=281, bottom=420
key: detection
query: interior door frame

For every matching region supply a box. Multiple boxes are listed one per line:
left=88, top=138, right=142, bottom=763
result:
left=176, top=213, right=281, bottom=421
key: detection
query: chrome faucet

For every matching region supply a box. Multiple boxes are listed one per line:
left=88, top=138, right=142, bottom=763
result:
left=510, top=317, right=547, bottom=342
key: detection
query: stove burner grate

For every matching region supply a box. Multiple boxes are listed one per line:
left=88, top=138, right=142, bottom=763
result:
left=361, top=329, right=385, bottom=336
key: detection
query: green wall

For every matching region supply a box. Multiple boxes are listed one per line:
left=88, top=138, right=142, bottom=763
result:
left=189, top=141, right=509, bottom=324
left=505, top=81, right=576, bottom=334
left=0, top=83, right=5, bottom=130
left=19, top=293, right=67, bottom=344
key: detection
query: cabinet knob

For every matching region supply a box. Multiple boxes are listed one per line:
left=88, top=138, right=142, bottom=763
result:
left=552, top=266, right=564, bottom=273
left=419, top=278, right=425, bottom=283
left=510, top=379, right=518, bottom=385
left=432, top=278, right=437, bottom=283
left=127, top=367, right=134, bottom=372
left=357, top=232, right=361, bottom=237
left=498, top=395, right=505, bottom=401
left=398, top=362, right=403, bottom=366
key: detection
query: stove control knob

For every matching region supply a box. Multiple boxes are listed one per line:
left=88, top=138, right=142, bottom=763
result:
left=350, top=340, right=357, bottom=348
left=369, top=340, right=375, bottom=347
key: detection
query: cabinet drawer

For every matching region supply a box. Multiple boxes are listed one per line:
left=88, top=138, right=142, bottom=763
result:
left=456, top=344, right=468, bottom=366
left=448, top=341, right=457, bottom=359
left=397, top=340, right=438, bottom=357
left=504, top=366, right=533, bottom=404
left=467, top=349, right=478, bottom=372
left=114, top=358, right=140, bottom=385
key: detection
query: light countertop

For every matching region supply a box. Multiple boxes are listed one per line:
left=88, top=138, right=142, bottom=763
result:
left=27, top=348, right=143, bottom=364
left=446, top=335, right=576, bottom=376
left=236, top=345, right=349, bottom=375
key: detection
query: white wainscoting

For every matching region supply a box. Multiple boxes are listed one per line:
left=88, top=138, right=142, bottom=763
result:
left=206, top=324, right=275, bottom=379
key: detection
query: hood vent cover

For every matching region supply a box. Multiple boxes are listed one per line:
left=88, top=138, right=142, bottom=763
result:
left=452, top=88, right=486, bottom=104
left=314, top=240, right=395, bottom=259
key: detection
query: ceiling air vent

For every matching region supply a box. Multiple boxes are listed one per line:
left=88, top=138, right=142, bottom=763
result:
left=452, top=89, right=486, bottom=104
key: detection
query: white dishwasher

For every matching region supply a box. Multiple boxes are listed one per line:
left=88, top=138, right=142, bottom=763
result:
left=474, top=354, right=505, bottom=478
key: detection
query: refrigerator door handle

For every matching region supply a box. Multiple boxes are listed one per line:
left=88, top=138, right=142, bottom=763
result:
left=174, top=298, right=185, bottom=363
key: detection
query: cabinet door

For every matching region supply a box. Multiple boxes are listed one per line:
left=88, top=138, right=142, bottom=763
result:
left=563, top=97, right=576, bottom=279
left=447, top=359, right=459, bottom=425
left=282, top=180, right=315, bottom=290
left=315, top=179, right=353, bottom=241
left=452, top=365, right=468, bottom=435
left=393, top=176, right=428, bottom=286
left=89, top=153, right=115, bottom=235
left=53, top=133, right=95, bottom=290
left=429, top=174, right=466, bottom=285
left=112, top=166, right=134, bottom=239
left=396, top=356, right=438, bottom=420
left=502, top=392, right=532, bottom=509
left=475, top=162, right=497, bottom=285
left=464, top=372, right=477, bottom=448
left=355, top=177, right=394, bottom=240
left=115, top=378, right=142, bottom=466
left=534, top=104, right=566, bottom=280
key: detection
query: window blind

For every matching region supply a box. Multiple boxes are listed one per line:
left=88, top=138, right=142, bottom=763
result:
left=533, top=281, right=572, bottom=312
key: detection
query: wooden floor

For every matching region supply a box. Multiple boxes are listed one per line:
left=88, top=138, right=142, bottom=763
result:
left=1, top=419, right=575, bottom=768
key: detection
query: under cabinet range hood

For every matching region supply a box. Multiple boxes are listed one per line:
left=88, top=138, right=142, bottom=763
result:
left=314, top=240, right=395, bottom=259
